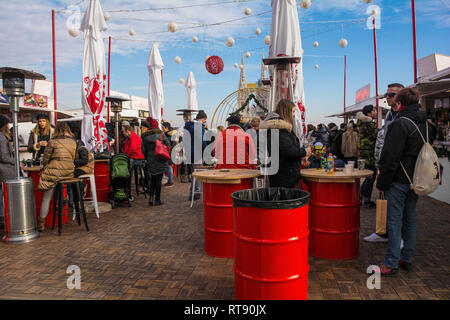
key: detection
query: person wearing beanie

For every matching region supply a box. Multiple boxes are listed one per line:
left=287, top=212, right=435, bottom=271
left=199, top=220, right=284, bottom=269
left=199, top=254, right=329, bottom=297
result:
left=140, top=120, right=149, bottom=136
left=356, top=104, right=378, bottom=207
left=27, top=113, right=54, bottom=161
left=0, top=115, right=14, bottom=224
left=213, top=113, right=257, bottom=170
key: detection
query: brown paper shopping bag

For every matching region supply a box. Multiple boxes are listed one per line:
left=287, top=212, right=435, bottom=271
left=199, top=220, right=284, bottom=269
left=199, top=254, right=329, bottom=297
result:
left=376, top=193, right=387, bottom=235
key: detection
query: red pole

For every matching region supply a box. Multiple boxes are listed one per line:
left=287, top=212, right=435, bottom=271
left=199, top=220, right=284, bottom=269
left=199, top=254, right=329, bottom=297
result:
left=372, top=17, right=379, bottom=128
left=107, top=36, right=111, bottom=122
left=344, top=55, right=347, bottom=122
left=411, top=0, right=418, bottom=83
left=52, top=9, right=58, bottom=123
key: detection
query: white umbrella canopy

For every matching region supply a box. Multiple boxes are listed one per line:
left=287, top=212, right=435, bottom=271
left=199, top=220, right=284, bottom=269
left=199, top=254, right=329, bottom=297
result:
left=269, top=0, right=306, bottom=143
left=185, top=71, right=199, bottom=116
left=80, top=0, right=109, bottom=152
left=147, top=43, right=164, bottom=127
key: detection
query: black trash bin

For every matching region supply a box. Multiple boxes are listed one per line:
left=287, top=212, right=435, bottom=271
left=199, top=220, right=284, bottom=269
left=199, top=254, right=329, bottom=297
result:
left=231, top=188, right=310, bottom=300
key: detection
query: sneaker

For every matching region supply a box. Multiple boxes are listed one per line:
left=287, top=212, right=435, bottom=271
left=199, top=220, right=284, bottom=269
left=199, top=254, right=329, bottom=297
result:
left=380, top=264, right=398, bottom=276
left=398, top=260, right=412, bottom=272
left=364, top=233, right=388, bottom=242
left=164, top=182, right=174, bottom=188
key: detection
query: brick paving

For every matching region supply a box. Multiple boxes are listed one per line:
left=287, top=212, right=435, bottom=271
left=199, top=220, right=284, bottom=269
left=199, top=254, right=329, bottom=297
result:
left=0, top=179, right=449, bottom=300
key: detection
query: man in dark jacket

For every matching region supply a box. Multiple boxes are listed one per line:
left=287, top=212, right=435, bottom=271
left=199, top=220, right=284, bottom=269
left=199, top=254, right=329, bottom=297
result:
left=376, top=88, right=436, bottom=276
left=334, top=123, right=346, bottom=160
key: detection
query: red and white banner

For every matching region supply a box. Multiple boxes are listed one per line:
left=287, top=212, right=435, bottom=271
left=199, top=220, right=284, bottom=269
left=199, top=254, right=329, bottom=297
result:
left=80, top=0, right=108, bottom=152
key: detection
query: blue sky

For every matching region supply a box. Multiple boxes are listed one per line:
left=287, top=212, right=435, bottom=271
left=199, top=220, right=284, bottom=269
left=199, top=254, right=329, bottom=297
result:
left=1, top=0, right=449, bottom=127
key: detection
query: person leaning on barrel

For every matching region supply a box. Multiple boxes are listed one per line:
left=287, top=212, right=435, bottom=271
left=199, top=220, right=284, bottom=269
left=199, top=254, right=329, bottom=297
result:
left=27, top=114, right=54, bottom=162
left=37, top=122, right=77, bottom=232
left=260, top=99, right=311, bottom=188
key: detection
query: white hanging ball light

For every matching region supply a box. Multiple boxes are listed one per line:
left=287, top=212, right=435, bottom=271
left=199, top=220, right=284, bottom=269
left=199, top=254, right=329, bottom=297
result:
left=364, top=0, right=373, bottom=3
left=68, top=28, right=79, bottom=37
left=168, top=22, right=178, bottom=33
left=245, top=51, right=251, bottom=58
left=314, top=64, right=319, bottom=69
left=192, top=36, right=198, bottom=43
left=174, top=56, right=181, bottom=64
left=254, top=28, right=261, bottom=35
left=225, top=37, right=235, bottom=47
left=300, top=0, right=311, bottom=9
left=234, top=63, right=238, bottom=68
left=129, top=29, right=135, bottom=36
left=313, top=41, right=319, bottom=48
left=239, top=64, right=245, bottom=70
left=264, top=35, right=271, bottom=45
left=179, top=78, right=185, bottom=85
left=244, top=8, right=252, bottom=15
left=339, top=38, right=348, bottom=48
left=104, top=12, right=111, bottom=21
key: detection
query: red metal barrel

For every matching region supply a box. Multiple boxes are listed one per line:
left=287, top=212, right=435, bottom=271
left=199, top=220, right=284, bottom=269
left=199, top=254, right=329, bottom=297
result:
left=94, top=160, right=110, bottom=203
left=27, top=170, right=68, bottom=227
left=308, top=180, right=360, bottom=260
left=203, top=179, right=253, bottom=258
left=232, top=188, right=310, bottom=300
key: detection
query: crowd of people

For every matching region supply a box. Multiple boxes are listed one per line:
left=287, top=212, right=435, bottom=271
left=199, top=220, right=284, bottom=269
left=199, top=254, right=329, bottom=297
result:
left=0, top=82, right=437, bottom=277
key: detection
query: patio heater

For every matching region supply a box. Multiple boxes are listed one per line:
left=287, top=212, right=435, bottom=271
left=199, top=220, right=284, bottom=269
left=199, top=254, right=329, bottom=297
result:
left=106, top=96, right=129, bottom=155
left=0, top=67, right=45, bottom=244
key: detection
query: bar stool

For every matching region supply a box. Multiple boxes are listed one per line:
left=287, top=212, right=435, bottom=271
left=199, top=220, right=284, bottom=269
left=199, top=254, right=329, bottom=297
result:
left=77, top=174, right=99, bottom=219
left=53, top=178, right=89, bottom=236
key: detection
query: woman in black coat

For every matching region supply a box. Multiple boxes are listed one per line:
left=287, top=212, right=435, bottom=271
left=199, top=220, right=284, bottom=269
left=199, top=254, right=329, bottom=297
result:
left=141, top=118, right=170, bottom=206
left=260, top=100, right=311, bottom=188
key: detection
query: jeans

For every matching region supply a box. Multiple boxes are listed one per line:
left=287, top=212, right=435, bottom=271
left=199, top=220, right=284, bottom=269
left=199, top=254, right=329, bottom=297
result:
left=361, top=166, right=376, bottom=201
left=189, top=164, right=202, bottom=194
left=167, top=165, right=173, bottom=184
left=149, top=173, right=163, bottom=201
left=383, top=182, right=418, bottom=268
left=40, top=187, right=56, bottom=219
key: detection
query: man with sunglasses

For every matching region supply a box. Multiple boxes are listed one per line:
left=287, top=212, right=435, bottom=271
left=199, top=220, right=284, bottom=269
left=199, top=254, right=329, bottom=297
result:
left=365, top=83, right=405, bottom=243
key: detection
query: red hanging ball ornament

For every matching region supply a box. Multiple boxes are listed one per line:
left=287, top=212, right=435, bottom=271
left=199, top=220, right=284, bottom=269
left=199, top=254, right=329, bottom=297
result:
left=205, top=55, right=224, bottom=75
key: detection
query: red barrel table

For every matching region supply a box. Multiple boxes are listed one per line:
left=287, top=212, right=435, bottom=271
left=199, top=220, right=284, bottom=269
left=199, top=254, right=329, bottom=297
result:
left=192, top=169, right=260, bottom=258
left=94, top=159, right=110, bottom=203
left=301, top=168, right=373, bottom=260
left=23, top=166, right=69, bottom=228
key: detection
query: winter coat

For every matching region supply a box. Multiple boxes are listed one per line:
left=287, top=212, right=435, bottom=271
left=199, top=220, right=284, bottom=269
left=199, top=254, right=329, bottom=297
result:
left=356, top=112, right=378, bottom=168
left=305, top=130, right=316, bottom=146
left=377, top=104, right=436, bottom=191
left=0, top=133, right=15, bottom=182
left=141, top=129, right=170, bottom=175
left=27, top=127, right=54, bottom=160
left=311, top=126, right=330, bottom=147
left=38, top=135, right=77, bottom=191
left=341, top=129, right=359, bottom=158
left=74, top=140, right=94, bottom=175
left=184, top=121, right=206, bottom=164
left=122, top=131, right=144, bottom=160
left=374, top=110, right=399, bottom=168
left=214, top=125, right=257, bottom=170
left=260, top=114, right=307, bottom=188
left=333, top=129, right=345, bottom=160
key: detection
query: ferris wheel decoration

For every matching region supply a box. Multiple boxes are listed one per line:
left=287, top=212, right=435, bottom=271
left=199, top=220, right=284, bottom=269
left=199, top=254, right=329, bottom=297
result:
left=205, top=56, right=224, bottom=75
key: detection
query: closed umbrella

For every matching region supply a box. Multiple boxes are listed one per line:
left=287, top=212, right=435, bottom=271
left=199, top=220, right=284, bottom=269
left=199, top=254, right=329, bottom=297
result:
left=185, top=71, right=198, bottom=117
left=80, top=0, right=109, bottom=151
left=147, top=43, right=164, bottom=127
left=269, top=0, right=306, bottom=143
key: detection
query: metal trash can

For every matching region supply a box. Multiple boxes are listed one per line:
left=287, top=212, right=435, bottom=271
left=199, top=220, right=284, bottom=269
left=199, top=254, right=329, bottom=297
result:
left=231, top=188, right=310, bottom=300
left=2, top=178, right=39, bottom=244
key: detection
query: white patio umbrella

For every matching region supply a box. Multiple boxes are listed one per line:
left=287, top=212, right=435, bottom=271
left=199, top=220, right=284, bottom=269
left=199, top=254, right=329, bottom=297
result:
left=185, top=71, right=199, bottom=118
left=147, top=43, right=164, bottom=127
left=80, top=0, right=109, bottom=151
left=269, top=0, right=306, bottom=144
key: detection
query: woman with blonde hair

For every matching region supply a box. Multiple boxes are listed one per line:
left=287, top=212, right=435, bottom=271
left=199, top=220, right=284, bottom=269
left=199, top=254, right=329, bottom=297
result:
left=260, top=99, right=311, bottom=188
left=27, top=114, right=54, bottom=161
left=37, top=122, right=77, bottom=232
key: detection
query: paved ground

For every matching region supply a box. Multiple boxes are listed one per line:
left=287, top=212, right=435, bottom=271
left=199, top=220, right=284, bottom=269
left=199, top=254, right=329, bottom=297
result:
left=0, top=178, right=449, bottom=300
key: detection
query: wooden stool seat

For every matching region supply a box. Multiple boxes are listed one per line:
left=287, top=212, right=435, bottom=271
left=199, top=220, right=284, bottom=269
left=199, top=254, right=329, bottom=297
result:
left=60, top=178, right=82, bottom=184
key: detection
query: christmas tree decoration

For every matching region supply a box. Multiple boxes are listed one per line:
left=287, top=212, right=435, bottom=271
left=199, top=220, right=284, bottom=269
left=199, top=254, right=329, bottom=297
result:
left=168, top=22, right=178, bottom=33
left=226, top=37, right=235, bottom=47
left=339, top=38, right=348, bottom=48
left=300, top=0, right=311, bottom=9
left=205, top=56, right=224, bottom=75
left=255, top=28, right=261, bottom=35
left=313, top=41, right=319, bottom=48
left=264, top=35, right=271, bottom=45
left=244, top=8, right=252, bottom=15
left=68, top=28, right=79, bottom=37
left=174, top=56, right=181, bottom=64
left=192, top=36, right=198, bottom=43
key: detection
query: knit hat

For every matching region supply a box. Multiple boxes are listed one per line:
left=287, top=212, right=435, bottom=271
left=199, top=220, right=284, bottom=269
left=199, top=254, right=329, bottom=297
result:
left=146, top=117, right=159, bottom=129
left=195, top=110, right=207, bottom=120
left=122, top=120, right=131, bottom=127
left=0, top=115, right=10, bottom=129
left=226, top=114, right=241, bottom=125
left=362, top=105, right=374, bottom=116
left=162, top=121, right=171, bottom=130
left=36, top=113, right=49, bottom=121
left=141, top=121, right=149, bottom=128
